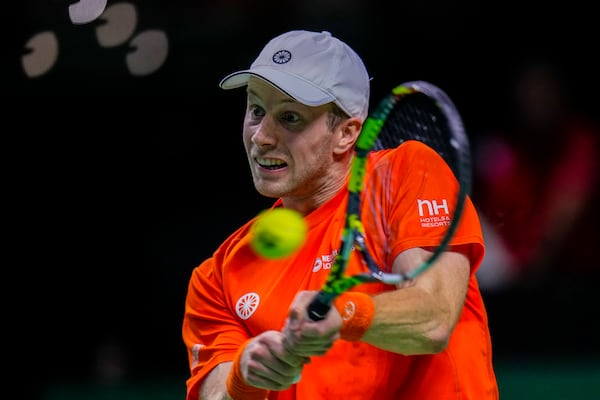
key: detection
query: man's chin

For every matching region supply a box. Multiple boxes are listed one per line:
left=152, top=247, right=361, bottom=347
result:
left=254, top=182, right=284, bottom=199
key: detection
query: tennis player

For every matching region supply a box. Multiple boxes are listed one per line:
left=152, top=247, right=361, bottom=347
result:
left=182, top=29, right=498, bottom=399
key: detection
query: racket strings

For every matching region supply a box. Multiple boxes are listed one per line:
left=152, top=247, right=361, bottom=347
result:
left=375, top=93, right=459, bottom=178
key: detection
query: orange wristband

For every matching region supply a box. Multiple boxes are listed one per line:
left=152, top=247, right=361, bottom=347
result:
left=333, top=292, right=375, bottom=342
left=226, top=339, right=270, bottom=400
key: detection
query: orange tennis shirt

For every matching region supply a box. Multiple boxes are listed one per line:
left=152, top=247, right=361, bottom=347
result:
left=182, top=141, right=498, bottom=399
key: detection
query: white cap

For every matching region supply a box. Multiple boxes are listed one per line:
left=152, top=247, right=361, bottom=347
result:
left=219, top=30, right=370, bottom=120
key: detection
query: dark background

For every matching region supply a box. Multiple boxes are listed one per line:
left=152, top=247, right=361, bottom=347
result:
left=7, top=1, right=599, bottom=399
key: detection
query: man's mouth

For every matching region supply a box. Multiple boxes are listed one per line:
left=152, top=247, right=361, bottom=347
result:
left=256, top=158, right=287, bottom=170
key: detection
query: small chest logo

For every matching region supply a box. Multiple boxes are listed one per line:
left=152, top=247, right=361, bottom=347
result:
left=312, top=249, right=339, bottom=272
left=235, top=292, right=260, bottom=320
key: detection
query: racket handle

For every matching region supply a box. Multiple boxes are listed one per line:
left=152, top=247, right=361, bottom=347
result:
left=307, top=292, right=334, bottom=321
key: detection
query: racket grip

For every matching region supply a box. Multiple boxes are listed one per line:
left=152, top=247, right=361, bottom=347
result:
left=307, top=292, right=334, bottom=321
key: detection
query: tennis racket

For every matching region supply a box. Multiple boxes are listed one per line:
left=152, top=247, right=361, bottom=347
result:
left=307, top=80, right=472, bottom=321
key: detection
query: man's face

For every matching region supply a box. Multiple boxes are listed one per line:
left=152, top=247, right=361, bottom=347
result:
left=242, top=77, right=338, bottom=202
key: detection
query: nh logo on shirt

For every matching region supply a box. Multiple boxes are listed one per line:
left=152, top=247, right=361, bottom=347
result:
left=417, top=198, right=451, bottom=228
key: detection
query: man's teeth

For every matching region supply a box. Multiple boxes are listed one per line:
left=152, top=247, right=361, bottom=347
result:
left=258, top=158, right=285, bottom=167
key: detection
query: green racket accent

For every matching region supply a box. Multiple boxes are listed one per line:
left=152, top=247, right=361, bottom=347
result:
left=349, top=85, right=416, bottom=193
left=307, top=91, right=404, bottom=320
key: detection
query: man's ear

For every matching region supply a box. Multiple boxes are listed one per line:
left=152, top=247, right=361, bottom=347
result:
left=334, top=117, right=363, bottom=154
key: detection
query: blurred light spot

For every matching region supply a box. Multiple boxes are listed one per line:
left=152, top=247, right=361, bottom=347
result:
left=69, top=0, right=108, bottom=25
left=22, top=31, right=59, bottom=78
left=126, top=30, right=169, bottom=76
left=96, top=2, right=137, bottom=47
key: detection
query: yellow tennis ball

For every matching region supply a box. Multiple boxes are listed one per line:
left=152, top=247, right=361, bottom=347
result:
left=250, top=208, right=307, bottom=259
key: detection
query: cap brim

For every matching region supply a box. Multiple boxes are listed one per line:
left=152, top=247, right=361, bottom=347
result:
left=219, top=66, right=336, bottom=107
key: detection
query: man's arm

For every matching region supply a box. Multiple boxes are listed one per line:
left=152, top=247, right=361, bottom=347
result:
left=363, top=247, right=470, bottom=354
left=200, top=362, right=233, bottom=400
left=282, top=247, right=470, bottom=357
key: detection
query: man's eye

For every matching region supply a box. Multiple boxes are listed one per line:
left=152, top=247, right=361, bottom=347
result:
left=250, top=105, right=265, bottom=118
left=280, top=113, right=300, bottom=123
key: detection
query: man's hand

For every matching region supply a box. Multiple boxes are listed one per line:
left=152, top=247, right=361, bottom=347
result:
left=282, top=290, right=342, bottom=358
left=240, top=330, right=308, bottom=391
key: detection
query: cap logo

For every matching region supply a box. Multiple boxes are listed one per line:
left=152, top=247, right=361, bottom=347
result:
left=272, top=50, right=291, bottom=64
